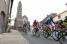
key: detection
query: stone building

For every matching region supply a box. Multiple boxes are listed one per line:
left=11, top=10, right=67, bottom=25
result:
left=14, top=1, right=23, bottom=29
left=0, top=0, right=14, bottom=33
left=14, top=1, right=30, bottom=30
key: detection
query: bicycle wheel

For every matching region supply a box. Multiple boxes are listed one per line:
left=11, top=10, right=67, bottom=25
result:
left=35, top=31, right=40, bottom=37
left=59, top=31, right=66, bottom=42
left=24, top=28, right=27, bottom=34
left=43, top=31, right=49, bottom=38
left=32, top=29, right=36, bottom=36
left=52, top=30, right=61, bottom=41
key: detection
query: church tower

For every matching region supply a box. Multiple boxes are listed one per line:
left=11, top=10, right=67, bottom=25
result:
left=14, top=1, right=23, bottom=29
left=16, top=1, right=22, bottom=19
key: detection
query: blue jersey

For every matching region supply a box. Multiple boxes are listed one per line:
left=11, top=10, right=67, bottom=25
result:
left=45, top=19, right=52, bottom=25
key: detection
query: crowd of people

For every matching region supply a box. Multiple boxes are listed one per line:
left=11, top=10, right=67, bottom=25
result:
left=20, top=16, right=67, bottom=41
left=17, top=16, right=67, bottom=44
left=21, top=16, right=67, bottom=34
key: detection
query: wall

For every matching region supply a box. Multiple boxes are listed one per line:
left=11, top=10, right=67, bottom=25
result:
left=0, top=0, right=11, bottom=32
left=53, top=10, right=67, bottom=22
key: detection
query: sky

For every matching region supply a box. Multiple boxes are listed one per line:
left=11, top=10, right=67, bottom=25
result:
left=11, top=0, right=67, bottom=25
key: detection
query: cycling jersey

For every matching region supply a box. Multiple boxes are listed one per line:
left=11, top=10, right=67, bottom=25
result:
left=63, top=22, right=67, bottom=28
left=33, top=21, right=38, bottom=28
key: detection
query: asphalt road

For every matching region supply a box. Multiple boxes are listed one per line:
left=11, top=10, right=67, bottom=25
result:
left=1, top=29, right=66, bottom=44
left=19, top=31, right=67, bottom=44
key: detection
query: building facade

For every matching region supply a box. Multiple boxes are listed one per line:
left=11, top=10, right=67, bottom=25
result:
left=53, top=10, right=67, bottom=22
left=14, top=1, right=23, bottom=29
left=0, top=0, right=14, bottom=33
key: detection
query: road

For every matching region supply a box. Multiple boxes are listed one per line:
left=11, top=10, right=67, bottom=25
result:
left=0, top=29, right=67, bottom=44
left=19, top=30, right=67, bottom=44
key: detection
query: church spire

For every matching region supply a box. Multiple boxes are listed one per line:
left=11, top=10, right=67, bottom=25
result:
left=16, top=1, right=22, bottom=18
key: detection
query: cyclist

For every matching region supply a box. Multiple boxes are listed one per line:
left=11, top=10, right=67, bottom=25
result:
left=27, top=21, right=30, bottom=32
left=32, top=20, right=39, bottom=35
left=37, top=22, right=41, bottom=29
left=59, top=20, right=67, bottom=41
left=54, top=21, right=60, bottom=30
left=45, top=16, right=55, bottom=31
left=63, top=16, right=67, bottom=35
left=64, top=16, right=67, bottom=29
left=23, top=23, right=27, bottom=34
left=59, top=20, right=65, bottom=31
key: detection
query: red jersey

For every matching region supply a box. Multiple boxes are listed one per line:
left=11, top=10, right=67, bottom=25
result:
left=33, top=21, right=38, bottom=28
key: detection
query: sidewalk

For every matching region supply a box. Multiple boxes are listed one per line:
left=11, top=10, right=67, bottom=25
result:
left=0, top=30, right=29, bottom=44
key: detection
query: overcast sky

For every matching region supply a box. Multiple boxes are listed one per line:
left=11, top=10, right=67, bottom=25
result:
left=11, top=0, right=67, bottom=25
